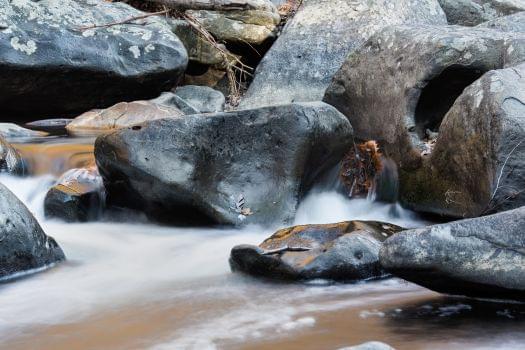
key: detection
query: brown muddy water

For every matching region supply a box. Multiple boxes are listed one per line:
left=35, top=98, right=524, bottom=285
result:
left=0, top=138, right=524, bottom=350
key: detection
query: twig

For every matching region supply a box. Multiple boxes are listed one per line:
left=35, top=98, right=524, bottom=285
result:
left=76, top=10, right=170, bottom=31
left=262, top=246, right=312, bottom=255
left=490, top=138, right=525, bottom=201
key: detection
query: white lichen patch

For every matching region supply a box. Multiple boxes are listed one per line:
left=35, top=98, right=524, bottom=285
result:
left=10, top=37, right=37, bottom=55
left=82, top=29, right=96, bottom=38
left=128, top=45, right=141, bottom=59
left=145, top=44, right=155, bottom=53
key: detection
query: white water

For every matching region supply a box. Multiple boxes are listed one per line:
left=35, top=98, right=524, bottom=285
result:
left=0, top=175, right=524, bottom=350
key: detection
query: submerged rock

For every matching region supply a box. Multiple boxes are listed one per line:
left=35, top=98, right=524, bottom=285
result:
left=44, top=167, right=105, bottom=222
left=25, top=119, right=73, bottom=135
left=324, top=26, right=525, bottom=217
left=230, top=221, right=404, bottom=281
left=437, top=0, right=525, bottom=26
left=0, top=0, right=188, bottom=121
left=66, top=99, right=184, bottom=136
left=0, top=123, right=47, bottom=138
left=0, top=182, right=65, bottom=280
left=95, top=102, right=352, bottom=226
left=0, top=136, right=25, bottom=175
left=240, top=0, right=446, bottom=109
left=380, top=206, right=525, bottom=302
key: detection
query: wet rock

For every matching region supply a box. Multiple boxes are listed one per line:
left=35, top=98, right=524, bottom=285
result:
left=0, top=0, right=188, bottom=121
left=340, top=342, right=396, bottom=350
left=174, top=85, right=226, bottom=113
left=477, top=11, right=525, bottom=32
left=239, top=0, right=446, bottom=109
left=66, top=99, right=184, bottom=136
left=400, top=63, right=525, bottom=217
left=44, top=167, right=105, bottom=222
left=186, top=8, right=280, bottom=45
left=95, top=102, right=352, bottom=226
left=0, top=123, right=47, bottom=138
left=0, top=136, right=25, bottom=175
left=323, top=26, right=525, bottom=217
left=25, top=119, right=73, bottom=136
left=437, top=0, right=525, bottom=26
left=230, top=221, right=403, bottom=281
left=380, top=206, right=525, bottom=302
left=0, top=182, right=65, bottom=280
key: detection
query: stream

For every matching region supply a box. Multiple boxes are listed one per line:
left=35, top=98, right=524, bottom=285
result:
left=0, top=137, right=524, bottom=350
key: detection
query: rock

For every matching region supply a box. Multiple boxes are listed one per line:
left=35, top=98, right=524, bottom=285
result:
left=171, top=19, right=227, bottom=66
left=400, top=63, right=525, bottom=217
left=340, top=342, right=396, bottom=350
left=380, top=206, right=525, bottom=302
left=25, top=119, right=73, bottom=135
left=239, top=0, right=446, bottom=109
left=95, top=102, right=352, bottom=226
left=477, top=11, right=525, bottom=32
left=66, top=100, right=184, bottom=136
left=0, top=136, right=25, bottom=175
left=0, top=182, right=65, bottom=280
left=174, top=85, right=226, bottom=113
left=0, top=0, right=188, bottom=121
left=0, top=123, right=47, bottom=138
left=44, top=167, right=105, bottom=222
left=230, top=221, right=403, bottom=281
left=323, top=26, right=525, bottom=217
left=186, top=9, right=280, bottom=45
left=437, top=0, right=525, bottom=26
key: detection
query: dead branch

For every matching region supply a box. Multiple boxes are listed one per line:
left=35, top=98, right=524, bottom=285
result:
left=144, top=0, right=260, bottom=11
left=262, top=246, right=312, bottom=255
left=76, top=10, right=170, bottom=31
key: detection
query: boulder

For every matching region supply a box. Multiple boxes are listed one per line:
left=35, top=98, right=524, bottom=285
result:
left=324, top=26, right=525, bottom=217
left=230, top=221, right=403, bottom=281
left=95, top=102, right=352, bottom=226
left=25, top=119, right=73, bottom=135
left=0, top=0, right=188, bottom=121
left=437, top=0, right=525, bottom=26
left=239, top=0, right=447, bottom=109
left=380, top=206, right=525, bottom=302
left=400, top=63, right=525, bottom=217
left=44, top=167, right=105, bottom=222
left=0, top=136, right=25, bottom=175
left=477, top=11, right=525, bottom=32
left=0, top=123, right=47, bottom=138
left=0, top=182, right=65, bottom=280
left=186, top=9, right=281, bottom=45
left=174, top=85, right=226, bottom=113
left=66, top=99, right=184, bottom=136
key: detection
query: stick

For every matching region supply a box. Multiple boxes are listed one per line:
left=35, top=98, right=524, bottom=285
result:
left=76, top=10, right=170, bottom=31
left=262, top=246, right=312, bottom=255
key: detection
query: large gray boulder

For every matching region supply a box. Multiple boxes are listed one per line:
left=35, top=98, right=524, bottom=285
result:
left=437, top=0, right=525, bottom=26
left=95, top=102, right=352, bottom=226
left=239, top=0, right=446, bottom=109
left=0, top=136, right=25, bottom=175
left=230, top=221, right=403, bottom=281
left=0, top=182, right=65, bottom=280
left=324, top=26, right=525, bottom=217
left=477, top=11, right=525, bottom=32
left=0, top=0, right=188, bottom=121
left=380, top=206, right=525, bottom=302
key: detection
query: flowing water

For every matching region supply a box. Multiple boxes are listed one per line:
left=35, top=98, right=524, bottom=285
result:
left=0, top=138, right=524, bottom=350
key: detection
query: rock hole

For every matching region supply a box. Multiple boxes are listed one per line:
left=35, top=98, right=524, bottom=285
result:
left=354, top=251, right=363, bottom=260
left=414, top=66, right=485, bottom=140
left=131, top=125, right=141, bottom=131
